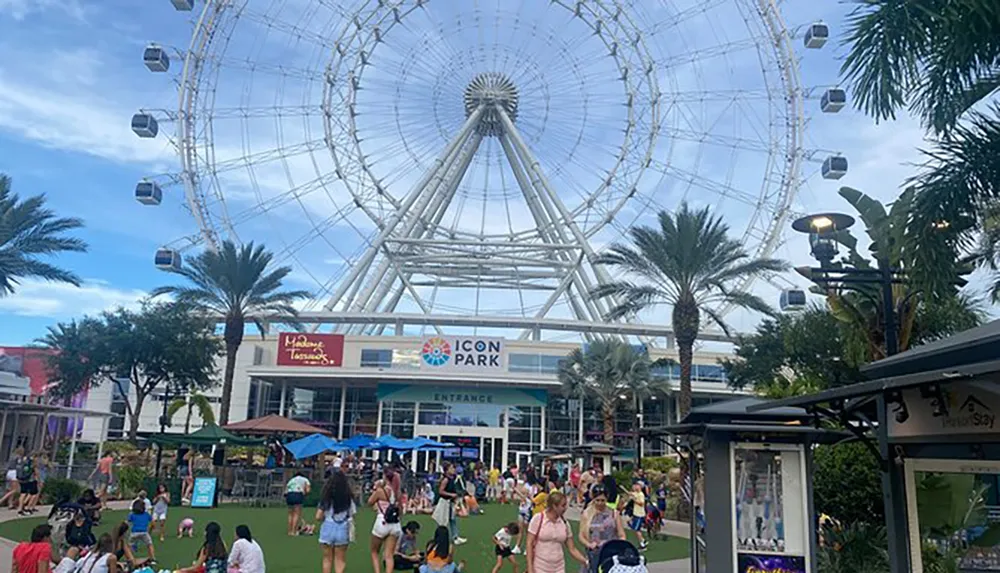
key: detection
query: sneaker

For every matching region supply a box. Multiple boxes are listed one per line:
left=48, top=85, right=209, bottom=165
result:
left=511, top=546, right=522, bottom=555
left=639, top=541, right=649, bottom=550
left=453, top=536, right=468, bottom=546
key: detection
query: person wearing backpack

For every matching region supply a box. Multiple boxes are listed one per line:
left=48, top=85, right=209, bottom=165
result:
left=16, top=449, right=38, bottom=516
left=368, top=472, right=402, bottom=573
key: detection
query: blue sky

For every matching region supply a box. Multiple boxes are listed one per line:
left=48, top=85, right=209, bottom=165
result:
left=0, top=0, right=991, bottom=346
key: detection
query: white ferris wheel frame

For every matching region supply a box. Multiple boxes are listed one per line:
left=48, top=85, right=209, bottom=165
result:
left=155, top=0, right=807, bottom=336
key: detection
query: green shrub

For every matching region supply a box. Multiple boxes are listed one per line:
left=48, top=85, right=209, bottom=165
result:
left=117, top=465, right=151, bottom=498
left=817, top=521, right=888, bottom=573
left=41, top=478, right=83, bottom=505
left=640, top=456, right=678, bottom=474
left=813, top=442, right=884, bottom=525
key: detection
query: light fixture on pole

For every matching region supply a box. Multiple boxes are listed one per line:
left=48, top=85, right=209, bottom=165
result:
left=791, top=212, right=855, bottom=267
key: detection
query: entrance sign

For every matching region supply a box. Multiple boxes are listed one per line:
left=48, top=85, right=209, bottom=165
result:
left=191, top=477, right=217, bottom=508
left=420, top=336, right=506, bottom=371
left=277, top=333, right=345, bottom=367
left=377, top=383, right=546, bottom=407
left=889, top=381, right=1000, bottom=439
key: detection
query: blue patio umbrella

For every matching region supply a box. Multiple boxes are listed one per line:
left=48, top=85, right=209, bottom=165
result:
left=372, top=435, right=418, bottom=451
left=284, top=433, right=338, bottom=460
left=338, top=433, right=377, bottom=450
left=411, top=437, right=452, bottom=449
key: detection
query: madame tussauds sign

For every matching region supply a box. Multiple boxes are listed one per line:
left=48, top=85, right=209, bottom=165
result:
left=419, top=336, right=506, bottom=371
left=276, top=333, right=345, bottom=367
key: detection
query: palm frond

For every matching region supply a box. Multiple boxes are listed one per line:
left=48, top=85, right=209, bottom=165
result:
left=0, top=175, right=87, bottom=296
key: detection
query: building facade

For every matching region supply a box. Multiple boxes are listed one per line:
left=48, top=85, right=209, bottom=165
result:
left=82, top=333, right=746, bottom=466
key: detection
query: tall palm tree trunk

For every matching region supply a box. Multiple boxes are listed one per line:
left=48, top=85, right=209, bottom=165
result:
left=219, top=314, right=245, bottom=426
left=602, top=402, right=616, bottom=445
left=185, top=403, right=194, bottom=434
left=673, top=300, right=700, bottom=419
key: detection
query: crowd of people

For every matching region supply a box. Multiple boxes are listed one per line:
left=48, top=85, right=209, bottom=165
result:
left=10, top=481, right=267, bottom=573
left=2, top=447, right=50, bottom=516
left=287, top=455, right=666, bottom=573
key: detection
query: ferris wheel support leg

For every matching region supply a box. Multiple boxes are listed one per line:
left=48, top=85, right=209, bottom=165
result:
left=497, top=133, right=598, bottom=327
left=318, top=105, right=486, bottom=316
left=345, top=131, right=485, bottom=326
left=498, top=112, right=614, bottom=326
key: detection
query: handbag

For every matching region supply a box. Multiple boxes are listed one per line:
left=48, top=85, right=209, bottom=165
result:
left=432, top=498, right=451, bottom=527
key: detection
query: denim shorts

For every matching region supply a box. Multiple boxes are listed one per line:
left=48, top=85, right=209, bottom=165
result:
left=319, top=516, right=351, bottom=547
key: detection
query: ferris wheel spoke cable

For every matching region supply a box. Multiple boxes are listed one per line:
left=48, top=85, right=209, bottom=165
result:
left=144, top=0, right=825, bottom=325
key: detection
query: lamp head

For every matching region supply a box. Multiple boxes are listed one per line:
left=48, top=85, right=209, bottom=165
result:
left=792, top=213, right=855, bottom=266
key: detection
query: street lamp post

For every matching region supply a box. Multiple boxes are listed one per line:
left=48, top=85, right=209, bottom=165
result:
left=791, top=212, right=908, bottom=573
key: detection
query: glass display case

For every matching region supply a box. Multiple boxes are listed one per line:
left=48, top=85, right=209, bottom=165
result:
left=731, top=443, right=809, bottom=573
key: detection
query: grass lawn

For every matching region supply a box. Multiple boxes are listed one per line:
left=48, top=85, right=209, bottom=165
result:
left=0, top=505, right=688, bottom=572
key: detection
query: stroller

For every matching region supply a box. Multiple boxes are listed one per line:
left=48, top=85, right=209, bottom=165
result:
left=596, top=540, right=647, bottom=573
left=48, top=501, right=94, bottom=553
left=474, top=478, right=487, bottom=502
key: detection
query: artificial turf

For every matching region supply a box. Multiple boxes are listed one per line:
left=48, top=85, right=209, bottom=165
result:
left=0, top=505, right=688, bottom=572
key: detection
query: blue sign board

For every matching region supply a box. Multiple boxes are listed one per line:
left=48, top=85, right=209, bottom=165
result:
left=191, top=477, right=217, bottom=508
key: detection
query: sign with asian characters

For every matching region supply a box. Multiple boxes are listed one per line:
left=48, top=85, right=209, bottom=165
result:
left=277, top=333, right=345, bottom=367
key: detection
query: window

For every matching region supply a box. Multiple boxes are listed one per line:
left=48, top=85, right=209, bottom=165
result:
left=418, top=402, right=506, bottom=427
left=508, top=354, right=540, bottom=373
left=381, top=401, right=415, bottom=438
left=508, top=354, right=564, bottom=374
left=695, top=364, right=725, bottom=381
left=361, top=349, right=393, bottom=368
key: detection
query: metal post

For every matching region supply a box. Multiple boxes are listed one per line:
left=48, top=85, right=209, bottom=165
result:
left=66, top=420, right=78, bottom=479
left=0, top=409, right=8, bottom=462
left=540, top=405, right=546, bottom=449
left=879, top=259, right=899, bottom=356
left=577, top=399, right=585, bottom=446
left=156, top=386, right=170, bottom=478
left=877, top=394, right=909, bottom=573
left=688, top=447, right=699, bottom=573
left=338, top=383, right=347, bottom=440
left=278, top=382, right=287, bottom=417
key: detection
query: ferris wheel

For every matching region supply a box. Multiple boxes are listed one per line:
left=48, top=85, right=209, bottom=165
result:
left=134, top=0, right=844, bottom=335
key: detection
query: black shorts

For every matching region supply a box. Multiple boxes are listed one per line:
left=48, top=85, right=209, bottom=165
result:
left=393, top=556, right=418, bottom=570
left=19, top=481, right=37, bottom=496
left=286, top=492, right=305, bottom=506
left=495, top=546, right=513, bottom=558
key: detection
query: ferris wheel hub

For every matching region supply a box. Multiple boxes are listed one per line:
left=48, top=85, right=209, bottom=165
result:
left=463, top=72, right=519, bottom=137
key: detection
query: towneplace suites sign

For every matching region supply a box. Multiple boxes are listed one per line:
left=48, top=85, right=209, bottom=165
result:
left=277, top=333, right=345, bottom=367
left=420, top=336, right=506, bottom=371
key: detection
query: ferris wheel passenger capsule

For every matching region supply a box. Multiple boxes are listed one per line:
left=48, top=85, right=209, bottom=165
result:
left=804, top=22, right=829, bottom=49
left=822, top=155, right=848, bottom=180
left=131, top=113, right=158, bottom=138
left=143, top=45, right=170, bottom=72
left=170, top=0, right=194, bottom=10
left=154, top=249, right=181, bottom=271
left=820, top=88, right=847, bottom=113
left=135, top=181, right=162, bottom=205
left=780, top=289, right=806, bottom=311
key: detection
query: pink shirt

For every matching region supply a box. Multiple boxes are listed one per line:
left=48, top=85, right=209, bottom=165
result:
left=528, top=512, right=569, bottom=573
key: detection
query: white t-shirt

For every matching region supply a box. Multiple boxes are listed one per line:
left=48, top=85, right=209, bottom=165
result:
left=133, top=496, right=152, bottom=513
left=494, top=528, right=513, bottom=549
left=228, top=538, right=266, bottom=573
left=286, top=475, right=310, bottom=494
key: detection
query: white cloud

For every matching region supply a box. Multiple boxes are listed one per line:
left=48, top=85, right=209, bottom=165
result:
left=0, top=279, right=146, bottom=318
left=0, top=0, right=85, bottom=21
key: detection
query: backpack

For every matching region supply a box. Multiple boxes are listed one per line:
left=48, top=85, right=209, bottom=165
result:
left=16, top=457, right=32, bottom=481
left=380, top=485, right=401, bottom=524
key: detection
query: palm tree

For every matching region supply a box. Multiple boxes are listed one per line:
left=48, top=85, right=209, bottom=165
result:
left=840, top=1, right=1000, bottom=296
left=557, top=339, right=654, bottom=445
left=591, top=204, right=787, bottom=418
left=0, top=174, right=87, bottom=296
left=152, top=241, right=310, bottom=425
left=167, top=392, right=216, bottom=434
